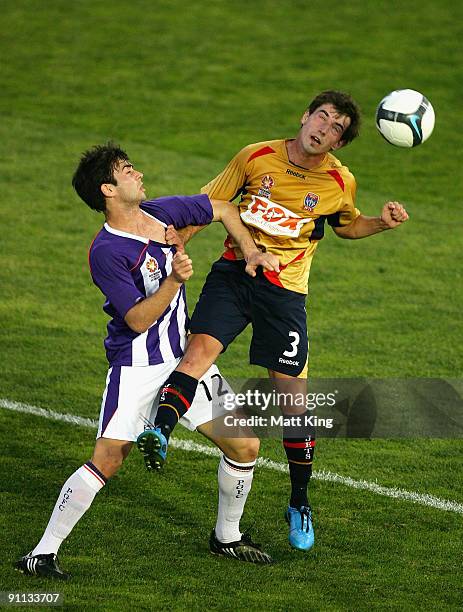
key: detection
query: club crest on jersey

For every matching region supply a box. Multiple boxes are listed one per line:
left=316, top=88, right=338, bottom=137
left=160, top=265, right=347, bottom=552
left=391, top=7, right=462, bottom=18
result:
left=304, top=192, right=319, bottom=211
left=258, top=175, right=274, bottom=198
left=145, top=257, right=162, bottom=280
left=241, top=195, right=313, bottom=238
left=262, top=175, right=274, bottom=189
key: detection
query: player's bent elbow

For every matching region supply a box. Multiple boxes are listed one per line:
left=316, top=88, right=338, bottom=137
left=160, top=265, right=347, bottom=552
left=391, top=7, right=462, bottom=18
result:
left=333, top=226, right=355, bottom=240
left=124, top=312, right=149, bottom=334
left=210, top=199, right=233, bottom=222
left=127, top=321, right=148, bottom=334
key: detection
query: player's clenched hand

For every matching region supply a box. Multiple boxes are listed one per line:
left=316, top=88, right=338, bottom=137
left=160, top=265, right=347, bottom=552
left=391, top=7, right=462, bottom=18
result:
left=165, top=225, right=185, bottom=253
left=170, top=252, right=193, bottom=283
left=381, top=201, right=409, bottom=229
left=245, top=251, right=280, bottom=278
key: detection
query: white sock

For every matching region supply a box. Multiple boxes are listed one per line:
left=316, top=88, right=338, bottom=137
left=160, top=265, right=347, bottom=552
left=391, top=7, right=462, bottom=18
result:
left=31, top=462, right=106, bottom=556
left=215, top=455, right=255, bottom=544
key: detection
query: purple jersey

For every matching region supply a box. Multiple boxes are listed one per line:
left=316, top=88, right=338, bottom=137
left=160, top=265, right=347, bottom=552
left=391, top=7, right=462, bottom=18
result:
left=89, top=194, right=213, bottom=366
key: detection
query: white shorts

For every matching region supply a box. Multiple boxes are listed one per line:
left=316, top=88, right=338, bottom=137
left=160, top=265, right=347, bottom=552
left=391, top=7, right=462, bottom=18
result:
left=96, top=360, right=233, bottom=441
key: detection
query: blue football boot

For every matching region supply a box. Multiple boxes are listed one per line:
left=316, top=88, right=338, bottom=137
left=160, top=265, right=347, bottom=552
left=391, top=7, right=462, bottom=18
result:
left=285, top=505, right=315, bottom=551
left=136, top=427, right=168, bottom=471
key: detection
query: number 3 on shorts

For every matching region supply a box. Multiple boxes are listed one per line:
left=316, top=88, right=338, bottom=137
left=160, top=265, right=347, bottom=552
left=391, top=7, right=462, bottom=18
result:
left=283, top=331, right=300, bottom=357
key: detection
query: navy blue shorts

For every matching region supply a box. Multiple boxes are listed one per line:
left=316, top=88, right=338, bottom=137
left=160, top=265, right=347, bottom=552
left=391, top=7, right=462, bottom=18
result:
left=189, top=258, right=308, bottom=377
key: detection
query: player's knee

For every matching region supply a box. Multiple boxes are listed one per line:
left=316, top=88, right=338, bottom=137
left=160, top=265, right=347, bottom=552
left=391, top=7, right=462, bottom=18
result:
left=225, top=436, right=260, bottom=463
left=92, top=453, right=123, bottom=479
left=244, top=436, right=260, bottom=462
left=91, top=441, right=130, bottom=479
left=178, top=335, right=222, bottom=376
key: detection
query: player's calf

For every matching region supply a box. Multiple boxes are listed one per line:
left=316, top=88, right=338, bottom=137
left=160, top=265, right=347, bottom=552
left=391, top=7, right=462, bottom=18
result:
left=154, top=371, right=199, bottom=441
left=282, top=428, right=316, bottom=550
left=91, top=438, right=132, bottom=479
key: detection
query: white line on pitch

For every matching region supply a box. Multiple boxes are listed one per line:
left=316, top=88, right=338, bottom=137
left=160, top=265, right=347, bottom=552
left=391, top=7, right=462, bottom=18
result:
left=1, top=397, right=462, bottom=515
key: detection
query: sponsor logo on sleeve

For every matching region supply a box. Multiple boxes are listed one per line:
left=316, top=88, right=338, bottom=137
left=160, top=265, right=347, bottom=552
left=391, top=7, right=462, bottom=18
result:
left=240, top=195, right=313, bottom=238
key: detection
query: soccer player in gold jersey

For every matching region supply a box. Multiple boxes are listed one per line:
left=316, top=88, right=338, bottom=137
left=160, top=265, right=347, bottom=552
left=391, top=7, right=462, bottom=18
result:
left=141, top=90, right=409, bottom=554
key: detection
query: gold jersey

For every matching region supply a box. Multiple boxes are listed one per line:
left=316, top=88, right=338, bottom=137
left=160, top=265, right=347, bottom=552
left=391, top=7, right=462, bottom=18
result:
left=202, top=139, right=360, bottom=294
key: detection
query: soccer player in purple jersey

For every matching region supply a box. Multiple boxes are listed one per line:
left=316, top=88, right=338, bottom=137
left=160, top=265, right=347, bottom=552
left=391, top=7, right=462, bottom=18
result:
left=15, top=143, right=279, bottom=579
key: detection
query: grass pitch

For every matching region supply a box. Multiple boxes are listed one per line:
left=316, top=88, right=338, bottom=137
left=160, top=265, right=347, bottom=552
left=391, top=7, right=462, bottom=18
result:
left=1, top=0, right=462, bottom=609
left=2, top=408, right=462, bottom=610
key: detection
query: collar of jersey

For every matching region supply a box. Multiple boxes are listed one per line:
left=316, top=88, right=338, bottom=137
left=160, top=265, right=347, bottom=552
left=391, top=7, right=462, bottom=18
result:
left=140, top=208, right=167, bottom=228
left=104, top=211, right=167, bottom=244
left=283, top=139, right=334, bottom=172
left=103, top=223, right=149, bottom=244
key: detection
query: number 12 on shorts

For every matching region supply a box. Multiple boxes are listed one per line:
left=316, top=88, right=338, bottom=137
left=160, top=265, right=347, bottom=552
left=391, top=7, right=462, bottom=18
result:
left=283, top=331, right=300, bottom=357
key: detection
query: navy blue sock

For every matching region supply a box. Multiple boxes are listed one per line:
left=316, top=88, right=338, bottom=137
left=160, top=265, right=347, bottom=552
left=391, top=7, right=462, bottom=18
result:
left=283, top=436, right=315, bottom=508
left=154, top=371, right=198, bottom=440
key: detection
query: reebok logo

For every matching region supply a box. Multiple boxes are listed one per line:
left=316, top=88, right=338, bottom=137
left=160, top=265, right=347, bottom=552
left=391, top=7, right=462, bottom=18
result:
left=286, top=168, right=306, bottom=180
left=278, top=357, right=300, bottom=366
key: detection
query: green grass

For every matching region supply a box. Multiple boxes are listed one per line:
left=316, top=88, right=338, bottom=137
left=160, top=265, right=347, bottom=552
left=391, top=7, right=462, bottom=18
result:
left=2, top=410, right=462, bottom=611
left=0, top=0, right=462, bottom=609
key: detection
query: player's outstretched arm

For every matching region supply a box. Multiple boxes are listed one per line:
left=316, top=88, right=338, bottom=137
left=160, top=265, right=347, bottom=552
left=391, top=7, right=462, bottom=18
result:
left=171, top=224, right=207, bottom=246
left=210, top=199, right=280, bottom=276
left=124, top=252, right=193, bottom=333
left=333, top=202, right=409, bottom=239
left=164, top=221, right=279, bottom=276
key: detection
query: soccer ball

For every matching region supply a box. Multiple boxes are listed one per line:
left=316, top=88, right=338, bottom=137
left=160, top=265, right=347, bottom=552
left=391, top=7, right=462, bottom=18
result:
left=375, top=89, right=435, bottom=147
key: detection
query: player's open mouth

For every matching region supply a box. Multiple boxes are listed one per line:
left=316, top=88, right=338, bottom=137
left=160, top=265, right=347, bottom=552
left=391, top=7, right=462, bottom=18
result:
left=311, top=136, right=321, bottom=145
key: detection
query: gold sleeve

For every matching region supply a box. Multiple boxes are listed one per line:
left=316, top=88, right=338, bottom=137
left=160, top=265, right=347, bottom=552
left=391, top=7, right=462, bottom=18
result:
left=201, top=145, right=254, bottom=202
left=338, top=173, right=361, bottom=225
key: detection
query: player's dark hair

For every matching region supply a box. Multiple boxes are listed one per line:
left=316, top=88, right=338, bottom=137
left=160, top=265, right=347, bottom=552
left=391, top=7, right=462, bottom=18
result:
left=307, top=90, right=361, bottom=145
left=72, top=142, right=129, bottom=212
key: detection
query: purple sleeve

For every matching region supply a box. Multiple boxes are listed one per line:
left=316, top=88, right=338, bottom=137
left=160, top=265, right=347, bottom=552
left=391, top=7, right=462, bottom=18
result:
left=140, top=194, right=213, bottom=228
left=89, top=245, right=144, bottom=318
